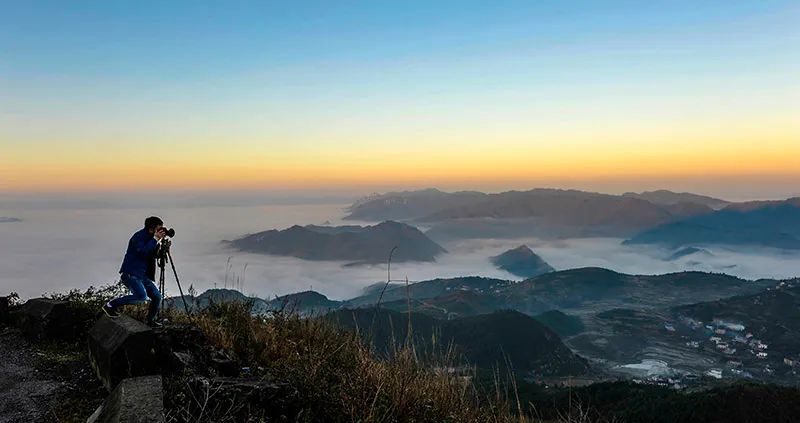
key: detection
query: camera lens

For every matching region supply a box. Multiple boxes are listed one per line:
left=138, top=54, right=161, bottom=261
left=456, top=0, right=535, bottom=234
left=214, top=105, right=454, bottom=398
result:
left=165, top=228, right=176, bottom=238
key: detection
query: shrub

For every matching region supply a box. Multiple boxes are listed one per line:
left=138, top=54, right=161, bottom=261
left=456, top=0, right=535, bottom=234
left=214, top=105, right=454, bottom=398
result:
left=45, top=283, right=129, bottom=341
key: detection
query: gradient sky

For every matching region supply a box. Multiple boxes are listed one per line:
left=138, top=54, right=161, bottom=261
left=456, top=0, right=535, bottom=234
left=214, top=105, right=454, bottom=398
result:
left=1, top=1, right=799, bottom=197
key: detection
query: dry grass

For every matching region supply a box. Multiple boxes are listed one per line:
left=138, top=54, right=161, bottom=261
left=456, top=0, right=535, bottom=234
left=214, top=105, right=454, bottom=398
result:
left=48, top=284, right=595, bottom=422
left=155, top=300, right=534, bottom=422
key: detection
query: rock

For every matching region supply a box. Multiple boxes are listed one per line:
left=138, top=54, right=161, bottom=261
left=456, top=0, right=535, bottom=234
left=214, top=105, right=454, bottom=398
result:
left=210, top=352, right=240, bottom=377
left=88, top=316, right=159, bottom=391
left=151, top=324, right=216, bottom=376
left=184, top=376, right=297, bottom=420
left=196, top=376, right=283, bottom=402
left=171, top=351, right=194, bottom=371
left=86, top=375, right=164, bottom=423
left=12, top=298, right=71, bottom=340
left=0, top=297, right=8, bottom=325
left=153, top=324, right=206, bottom=351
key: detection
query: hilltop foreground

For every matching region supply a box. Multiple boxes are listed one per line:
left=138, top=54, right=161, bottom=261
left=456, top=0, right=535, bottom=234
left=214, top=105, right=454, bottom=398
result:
left=0, top=288, right=538, bottom=423
left=3, top=285, right=800, bottom=422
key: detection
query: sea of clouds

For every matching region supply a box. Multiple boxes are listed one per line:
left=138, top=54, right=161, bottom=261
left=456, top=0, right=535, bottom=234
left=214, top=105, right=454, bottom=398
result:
left=2, top=196, right=800, bottom=301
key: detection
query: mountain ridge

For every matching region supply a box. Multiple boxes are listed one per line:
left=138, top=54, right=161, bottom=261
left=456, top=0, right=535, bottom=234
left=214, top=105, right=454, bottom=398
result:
left=326, top=308, right=590, bottom=377
left=227, top=220, right=447, bottom=264
left=626, top=199, right=800, bottom=250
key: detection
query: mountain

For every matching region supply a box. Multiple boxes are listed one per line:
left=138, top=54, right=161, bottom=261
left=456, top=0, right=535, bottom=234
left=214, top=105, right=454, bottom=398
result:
left=666, top=246, right=713, bottom=261
left=674, top=280, right=800, bottom=371
left=345, top=188, right=729, bottom=240
left=724, top=197, right=800, bottom=212
left=378, top=290, right=505, bottom=320
left=420, top=189, right=712, bottom=222
left=326, top=308, right=589, bottom=376
left=358, top=281, right=403, bottom=297
left=0, top=217, right=22, bottom=223
left=344, top=188, right=487, bottom=221
left=419, top=189, right=715, bottom=239
left=533, top=310, right=585, bottom=337
left=675, top=280, right=800, bottom=329
left=266, top=290, right=342, bottom=316
left=227, top=220, right=447, bottom=264
left=171, top=271, right=788, bottom=384
left=622, top=190, right=730, bottom=209
left=625, top=199, right=800, bottom=250
left=497, top=268, right=769, bottom=315
left=165, top=288, right=270, bottom=313
left=490, top=245, right=554, bottom=278
left=569, top=279, right=800, bottom=383
left=345, top=268, right=770, bottom=318
left=344, top=276, right=513, bottom=308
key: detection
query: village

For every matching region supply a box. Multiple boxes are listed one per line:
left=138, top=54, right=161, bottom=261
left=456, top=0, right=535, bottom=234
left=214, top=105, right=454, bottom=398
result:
left=660, top=312, right=799, bottom=383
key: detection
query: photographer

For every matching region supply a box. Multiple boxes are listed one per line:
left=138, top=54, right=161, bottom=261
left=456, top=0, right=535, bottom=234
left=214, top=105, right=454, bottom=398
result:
left=102, top=216, right=167, bottom=327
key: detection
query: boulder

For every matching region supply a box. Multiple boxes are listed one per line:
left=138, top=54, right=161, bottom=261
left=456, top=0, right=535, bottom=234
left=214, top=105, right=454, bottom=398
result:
left=151, top=325, right=240, bottom=377
left=13, top=298, right=71, bottom=340
left=152, top=324, right=215, bottom=375
left=86, top=375, right=164, bottom=423
left=210, top=351, right=240, bottom=377
left=88, top=315, right=159, bottom=391
left=183, top=376, right=298, bottom=421
left=0, top=296, right=8, bottom=325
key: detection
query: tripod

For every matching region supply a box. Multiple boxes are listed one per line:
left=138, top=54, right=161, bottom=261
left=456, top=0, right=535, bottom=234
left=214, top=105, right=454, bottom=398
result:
left=157, top=241, right=192, bottom=317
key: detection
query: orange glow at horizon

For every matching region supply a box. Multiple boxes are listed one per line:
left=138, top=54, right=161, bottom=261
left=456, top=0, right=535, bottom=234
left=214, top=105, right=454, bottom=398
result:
left=3, top=105, right=799, bottom=193
left=3, top=132, right=799, bottom=193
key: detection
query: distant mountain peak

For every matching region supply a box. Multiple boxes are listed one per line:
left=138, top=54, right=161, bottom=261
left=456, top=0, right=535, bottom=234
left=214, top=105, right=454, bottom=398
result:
left=508, top=244, right=535, bottom=255
left=666, top=246, right=713, bottom=261
left=491, top=245, right=554, bottom=279
left=267, top=290, right=342, bottom=315
left=229, top=221, right=446, bottom=264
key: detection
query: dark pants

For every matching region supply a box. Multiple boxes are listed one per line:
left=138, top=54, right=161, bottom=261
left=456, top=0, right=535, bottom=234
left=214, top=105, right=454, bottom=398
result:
left=109, top=273, right=162, bottom=322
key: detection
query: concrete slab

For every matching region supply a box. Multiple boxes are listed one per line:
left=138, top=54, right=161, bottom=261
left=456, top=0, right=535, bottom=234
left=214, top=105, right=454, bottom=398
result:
left=86, top=375, right=164, bottom=423
left=88, top=315, right=158, bottom=391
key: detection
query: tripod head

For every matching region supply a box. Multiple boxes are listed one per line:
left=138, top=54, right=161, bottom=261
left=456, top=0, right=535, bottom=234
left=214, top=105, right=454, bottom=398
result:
left=156, top=238, right=173, bottom=265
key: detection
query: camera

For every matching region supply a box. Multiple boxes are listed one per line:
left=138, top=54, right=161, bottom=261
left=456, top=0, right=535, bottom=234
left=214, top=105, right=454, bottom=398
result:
left=156, top=228, right=175, bottom=259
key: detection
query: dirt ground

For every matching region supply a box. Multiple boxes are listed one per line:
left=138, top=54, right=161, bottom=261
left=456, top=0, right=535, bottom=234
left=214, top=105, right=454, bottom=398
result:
left=0, top=327, right=64, bottom=423
left=0, top=326, right=104, bottom=423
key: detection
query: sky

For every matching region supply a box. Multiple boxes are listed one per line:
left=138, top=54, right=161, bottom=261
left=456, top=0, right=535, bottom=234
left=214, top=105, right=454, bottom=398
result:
left=1, top=1, right=799, bottom=198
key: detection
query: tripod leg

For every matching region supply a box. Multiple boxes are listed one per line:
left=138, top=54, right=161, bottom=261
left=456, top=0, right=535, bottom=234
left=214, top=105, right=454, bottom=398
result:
left=167, top=251, right=192, bottom=317
left=158, top=258, right=167, bottom=311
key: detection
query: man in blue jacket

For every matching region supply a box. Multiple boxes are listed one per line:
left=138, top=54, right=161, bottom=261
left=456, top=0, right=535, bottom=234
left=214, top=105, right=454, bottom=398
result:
left=103, top=216, right=166, bottom=327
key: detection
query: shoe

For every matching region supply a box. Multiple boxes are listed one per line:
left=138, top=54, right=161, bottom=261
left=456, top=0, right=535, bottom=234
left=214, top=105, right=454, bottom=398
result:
left=102, top=303, right=120, bottom=318
left=147, top=320, right=164, bottom=328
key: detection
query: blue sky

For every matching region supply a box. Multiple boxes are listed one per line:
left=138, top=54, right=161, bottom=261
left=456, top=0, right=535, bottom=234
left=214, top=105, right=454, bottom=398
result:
left=1, top=1, right=798, bottom=196
left=4, top=1, right=796, bottom=84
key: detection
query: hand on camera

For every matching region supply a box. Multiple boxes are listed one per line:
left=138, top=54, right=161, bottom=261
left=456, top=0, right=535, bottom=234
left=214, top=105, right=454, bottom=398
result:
left=155, top=228, right=167, bottom=240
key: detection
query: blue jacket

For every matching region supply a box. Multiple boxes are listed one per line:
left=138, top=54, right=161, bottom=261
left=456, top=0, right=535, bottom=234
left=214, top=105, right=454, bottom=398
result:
left=119, top=228, right=158, bottom=278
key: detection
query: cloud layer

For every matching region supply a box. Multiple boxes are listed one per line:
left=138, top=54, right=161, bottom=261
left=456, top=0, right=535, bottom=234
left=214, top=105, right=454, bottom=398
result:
left=2, top=202, right=799, bottom=301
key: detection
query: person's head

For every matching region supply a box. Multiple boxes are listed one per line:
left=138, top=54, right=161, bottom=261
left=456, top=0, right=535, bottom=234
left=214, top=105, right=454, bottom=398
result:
left=144, top=216, right=164, bottom=235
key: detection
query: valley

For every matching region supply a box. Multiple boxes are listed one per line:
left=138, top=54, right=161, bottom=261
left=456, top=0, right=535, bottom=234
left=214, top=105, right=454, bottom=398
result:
left=172, top=266, right=798, bottom=387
